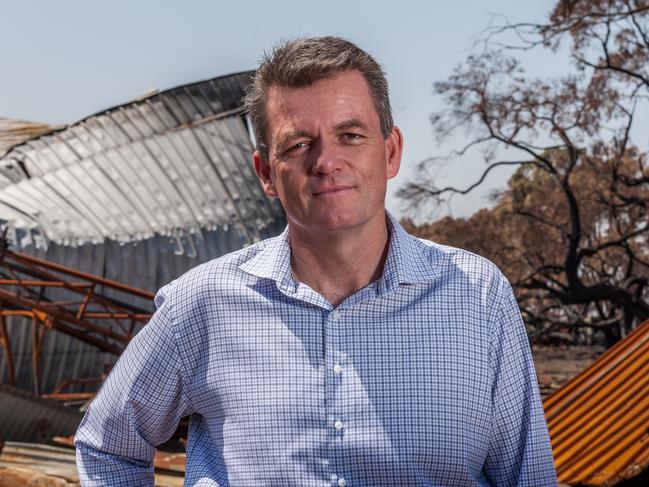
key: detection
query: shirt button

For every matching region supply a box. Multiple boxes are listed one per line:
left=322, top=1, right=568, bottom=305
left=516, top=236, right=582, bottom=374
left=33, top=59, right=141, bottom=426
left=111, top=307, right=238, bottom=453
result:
left=332, top=310, right=340, bottom=320
left=333, top=363, right=343, bottom=374
left=334, top=420, right=343, bottom=430
left=338, top=478, right=347, bottom=487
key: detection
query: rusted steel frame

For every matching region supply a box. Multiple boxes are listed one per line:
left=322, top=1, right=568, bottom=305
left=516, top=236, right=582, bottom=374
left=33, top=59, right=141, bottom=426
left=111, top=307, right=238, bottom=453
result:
left=0, top=264, right=50, bottom=306
left=0, top=288, right=130, bottom=345
left=1, top=260, right=151, bottom=316
left=5, top=250, right=155, bottom=300
left=0, top=264, right=92, bottom=320
left=0, top=262, right=152, bottom=313
left=128, top=316, right=137, bottom=336
left=93, top=298, right=133, bottom=338
left=0, top=307, right=123, bottom=355
left=31, top=315, right=45, bottom=395
left=0, top=279, right=92, bottom=288
left=48, top=318, right=123, bottom=355
left=83, top=312, right=151, bottom=320
left=52, top=377, right=102, bottom=394
left=81, top=285, right=150, bottom=336
left=0, top=314, right=16, bottom=386
left=76, top=286, right=94, bottom=319
left=38, top=299, right=85, bottom=307
left=21, top=298, right=147, bottom=314
left=0, top=309, right=37, bottom=317
left=41, top=392, right=96, bottom=401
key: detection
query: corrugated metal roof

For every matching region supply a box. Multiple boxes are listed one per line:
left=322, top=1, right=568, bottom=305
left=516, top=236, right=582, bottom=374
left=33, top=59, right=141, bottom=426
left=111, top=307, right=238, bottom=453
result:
left=0, top=70, right=286, bottom=394
left=0, top=118, right=61, bottom=158
left=544, top=318, right=649, bottom=486
left=0, top=71, right=281, bottom=248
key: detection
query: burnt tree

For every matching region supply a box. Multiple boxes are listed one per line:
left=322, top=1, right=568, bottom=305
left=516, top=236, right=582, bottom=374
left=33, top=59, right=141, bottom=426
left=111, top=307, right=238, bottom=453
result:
left=400, top=0, right=649, bottom=344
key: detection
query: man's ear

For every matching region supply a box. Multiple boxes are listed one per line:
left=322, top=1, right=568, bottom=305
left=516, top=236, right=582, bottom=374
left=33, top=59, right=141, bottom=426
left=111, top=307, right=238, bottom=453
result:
left=385, top=126, right=403, bottom=180
left=253, top=150, right=279, bottom=198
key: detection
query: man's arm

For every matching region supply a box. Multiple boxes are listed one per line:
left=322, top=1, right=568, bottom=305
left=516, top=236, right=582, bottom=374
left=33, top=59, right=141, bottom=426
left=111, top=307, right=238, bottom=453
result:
left=483, top=277, right=558, bottom=486
left=75, top=290, right=192, bottom=486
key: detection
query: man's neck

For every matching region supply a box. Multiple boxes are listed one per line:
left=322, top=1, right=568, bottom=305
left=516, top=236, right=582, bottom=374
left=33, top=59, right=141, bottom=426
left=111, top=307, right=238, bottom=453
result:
left=288, top=213, right=391, bottom=307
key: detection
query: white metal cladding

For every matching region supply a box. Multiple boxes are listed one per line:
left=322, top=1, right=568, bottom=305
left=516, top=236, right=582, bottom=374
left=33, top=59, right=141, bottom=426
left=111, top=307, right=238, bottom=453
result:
left=0, top=71, right=287, bottom=396
left=0, top=118, right=62, bottom=158
left=0, top=71, right=281, bottom=248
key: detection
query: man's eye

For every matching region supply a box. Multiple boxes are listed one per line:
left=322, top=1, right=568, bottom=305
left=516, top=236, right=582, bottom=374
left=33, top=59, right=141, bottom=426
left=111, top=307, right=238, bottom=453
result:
left=342, top=133, right=362, bottom=141
left=286, top=142, right=308, bottom=153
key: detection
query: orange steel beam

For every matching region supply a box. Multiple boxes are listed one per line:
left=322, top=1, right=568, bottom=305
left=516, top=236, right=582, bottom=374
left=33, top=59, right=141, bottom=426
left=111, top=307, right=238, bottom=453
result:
left=0, top=279, right=92, bottom=287
left=32, top=315, right=44, bottom=395
left=41, top=392, right=96, bottom=401
left=52, top=377, right=103, bottom=395
left=0, top=244, right=155, bottom=375
left=0, top=241, right=159, bottom=399
left=0, top=288, right=133, bottom=344
left=0, top=314, right=15, bottom=386
left=0, top=260, right=151, bottom=316
left=6, top=251, right=155, bottom=300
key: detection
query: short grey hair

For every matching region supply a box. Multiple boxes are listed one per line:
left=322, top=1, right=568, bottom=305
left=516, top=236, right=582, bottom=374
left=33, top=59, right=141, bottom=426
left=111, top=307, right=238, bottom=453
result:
left=244, top=36, right=393, bottom=160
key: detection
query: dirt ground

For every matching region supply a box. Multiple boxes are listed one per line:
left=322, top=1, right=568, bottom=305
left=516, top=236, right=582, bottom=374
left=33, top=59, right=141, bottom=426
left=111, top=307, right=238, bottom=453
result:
left=532, top=345, right=607, bottom=398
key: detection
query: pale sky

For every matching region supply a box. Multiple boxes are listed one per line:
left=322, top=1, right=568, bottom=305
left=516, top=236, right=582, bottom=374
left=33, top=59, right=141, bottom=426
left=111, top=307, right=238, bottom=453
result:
left=0, top=0, right=562, bottom=220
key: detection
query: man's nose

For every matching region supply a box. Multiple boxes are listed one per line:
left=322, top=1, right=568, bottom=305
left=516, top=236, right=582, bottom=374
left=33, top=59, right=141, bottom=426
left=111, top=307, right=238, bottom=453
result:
left=310, top=139, right=344, bottom=175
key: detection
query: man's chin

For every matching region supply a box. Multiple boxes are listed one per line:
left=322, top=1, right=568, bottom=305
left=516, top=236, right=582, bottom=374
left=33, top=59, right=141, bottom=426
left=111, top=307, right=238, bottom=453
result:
left=309, top=211, right=369, bottom=233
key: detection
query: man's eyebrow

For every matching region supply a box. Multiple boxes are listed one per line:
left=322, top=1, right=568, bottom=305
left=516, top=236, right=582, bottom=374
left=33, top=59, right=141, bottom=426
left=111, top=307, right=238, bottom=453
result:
left=275, top=130, right=309, bottom=153
left=335, top=119, right=369, bottom=132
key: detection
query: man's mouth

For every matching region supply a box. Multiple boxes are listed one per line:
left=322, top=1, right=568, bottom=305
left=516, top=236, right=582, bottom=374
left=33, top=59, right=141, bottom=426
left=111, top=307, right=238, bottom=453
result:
left=312, top=185, right=354, bottom=197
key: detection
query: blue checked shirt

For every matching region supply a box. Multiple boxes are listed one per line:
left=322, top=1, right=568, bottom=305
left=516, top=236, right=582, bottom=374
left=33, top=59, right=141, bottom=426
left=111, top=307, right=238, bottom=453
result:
left=75, top=213, right=557, bottom=486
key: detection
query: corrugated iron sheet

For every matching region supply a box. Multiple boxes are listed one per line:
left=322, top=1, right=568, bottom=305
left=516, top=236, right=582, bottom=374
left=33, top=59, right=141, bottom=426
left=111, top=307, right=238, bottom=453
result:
left=0, top=442, right=79, bottom=482
left=0, top=71, right=281, bottom=248
left=544, top=318, right=649, bottom=486
left=0, top=383, right=82, bottom=442
left=0, top=118, right=62, bottom=157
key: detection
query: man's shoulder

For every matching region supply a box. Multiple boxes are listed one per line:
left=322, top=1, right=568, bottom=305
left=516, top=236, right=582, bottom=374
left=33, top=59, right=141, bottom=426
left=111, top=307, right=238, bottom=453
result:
left=409, top=234, right=508, bottom=289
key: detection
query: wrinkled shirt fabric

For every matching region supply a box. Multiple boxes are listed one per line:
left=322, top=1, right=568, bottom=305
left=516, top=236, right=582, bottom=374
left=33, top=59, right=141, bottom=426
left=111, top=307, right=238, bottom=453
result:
left=75, top=213, right=557, bottom=486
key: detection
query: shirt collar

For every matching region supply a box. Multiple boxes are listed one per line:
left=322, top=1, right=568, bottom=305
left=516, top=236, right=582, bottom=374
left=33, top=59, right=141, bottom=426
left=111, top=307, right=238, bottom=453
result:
left=238, top=225, right=296, bottom=292
left=239, top=211, right=439, bottom=294
left=381, top=211, right=440, bottom=291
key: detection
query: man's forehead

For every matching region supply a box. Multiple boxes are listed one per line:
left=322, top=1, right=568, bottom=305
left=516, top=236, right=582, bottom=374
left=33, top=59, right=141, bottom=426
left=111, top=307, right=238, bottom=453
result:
left=263, top=71, right=379, bottom=140
left=265, top=70, right=371, bottom=102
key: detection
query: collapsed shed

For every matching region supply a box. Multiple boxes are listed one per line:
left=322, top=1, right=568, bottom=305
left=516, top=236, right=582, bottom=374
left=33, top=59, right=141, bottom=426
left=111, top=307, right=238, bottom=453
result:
left=0, top=71, right=285, bottom=402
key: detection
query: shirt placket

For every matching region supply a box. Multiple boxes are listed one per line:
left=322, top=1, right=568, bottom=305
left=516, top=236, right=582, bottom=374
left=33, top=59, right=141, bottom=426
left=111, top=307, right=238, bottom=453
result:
left=325, top=307, right=349, bottom=487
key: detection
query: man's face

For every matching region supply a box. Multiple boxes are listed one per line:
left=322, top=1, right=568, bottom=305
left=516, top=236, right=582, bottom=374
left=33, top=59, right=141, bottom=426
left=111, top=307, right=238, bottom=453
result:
left=253, top=70, right=402, bottom=235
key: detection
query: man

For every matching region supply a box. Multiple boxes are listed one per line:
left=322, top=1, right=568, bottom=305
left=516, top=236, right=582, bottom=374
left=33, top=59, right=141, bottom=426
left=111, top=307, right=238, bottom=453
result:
left=75, top=37, right=557, bottom=486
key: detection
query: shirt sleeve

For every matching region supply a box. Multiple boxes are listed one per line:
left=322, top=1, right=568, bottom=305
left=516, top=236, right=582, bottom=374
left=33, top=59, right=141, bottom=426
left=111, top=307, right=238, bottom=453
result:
left=75, top=287, right=193, bottom=486
left=483, top=277, right=558, bottom=486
